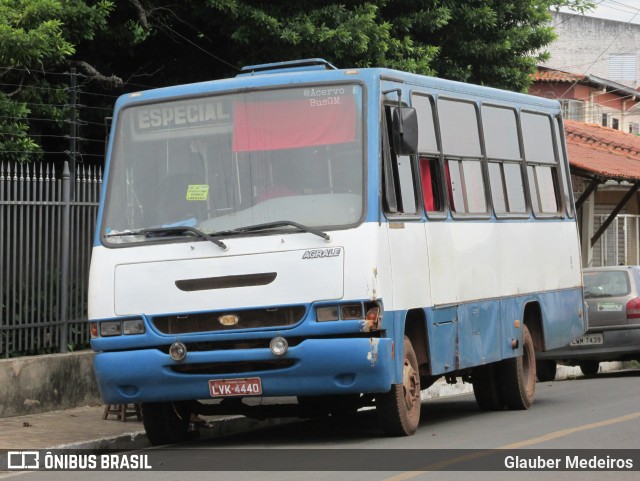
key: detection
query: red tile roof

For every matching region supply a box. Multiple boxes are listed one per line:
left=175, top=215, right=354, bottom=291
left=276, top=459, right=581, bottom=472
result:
left=533, top=70, right=585, bottom=83
left=565, top=119, right=640, bottom=180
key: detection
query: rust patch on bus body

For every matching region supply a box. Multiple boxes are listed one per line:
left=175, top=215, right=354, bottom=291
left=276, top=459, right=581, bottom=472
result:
left=367, top=338, right=380, bottom=366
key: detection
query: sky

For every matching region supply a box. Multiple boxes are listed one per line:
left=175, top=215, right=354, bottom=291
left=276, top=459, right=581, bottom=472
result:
left=560, top=0, right=640, bottom=24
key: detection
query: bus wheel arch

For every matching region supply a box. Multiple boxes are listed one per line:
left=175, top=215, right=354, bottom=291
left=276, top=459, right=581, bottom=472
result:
left=404, top=309, right=430, bottom=379
left=522, top=301, right=545, bottom=352
left=523, top=301, right=557, bottom=382
left=376, top=335, right=421, bottom=436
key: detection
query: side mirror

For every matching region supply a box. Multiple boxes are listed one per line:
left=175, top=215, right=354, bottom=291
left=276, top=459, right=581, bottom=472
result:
left=392, top=107, right=418, bottom=156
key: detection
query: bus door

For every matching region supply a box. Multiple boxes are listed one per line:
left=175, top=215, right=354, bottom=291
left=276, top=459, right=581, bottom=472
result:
left=381, top=97, right=430, bottom=339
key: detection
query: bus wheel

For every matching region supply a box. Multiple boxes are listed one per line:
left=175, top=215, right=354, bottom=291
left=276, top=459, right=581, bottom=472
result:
left=376, top=336, right=421, bottom=436
left=141, top=401, right=190, bottom=446
left=472, top=363, right=505, bottom=411
left=536, top=360, right=557, bottom=382
left=499, top=325, right=536, bottom=410
left=579, top=361, right=600, bottom=377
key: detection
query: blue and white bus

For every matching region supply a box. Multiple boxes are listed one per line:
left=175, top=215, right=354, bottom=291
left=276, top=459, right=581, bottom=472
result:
left=89, top=59, right=585, bottom=445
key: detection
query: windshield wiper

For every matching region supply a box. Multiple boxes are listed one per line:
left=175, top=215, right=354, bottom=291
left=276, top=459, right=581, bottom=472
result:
left=105, top=226, right=228, bottom=250
left=218, top=221, right=331, bottom=241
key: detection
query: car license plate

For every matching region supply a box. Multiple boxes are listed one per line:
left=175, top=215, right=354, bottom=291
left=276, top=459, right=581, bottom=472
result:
left=570, top=333, right=604, bottom=346
left=209, top=377, right=262, bottom=397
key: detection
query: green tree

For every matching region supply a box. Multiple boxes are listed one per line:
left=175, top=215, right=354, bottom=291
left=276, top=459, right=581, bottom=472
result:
left=0, top=0, right=113, bottom=163
left=0, top=0, right=594, bottom=164
left=385, top=0, right=595, bottom=91
left=93, top=0, right=592, bottom=90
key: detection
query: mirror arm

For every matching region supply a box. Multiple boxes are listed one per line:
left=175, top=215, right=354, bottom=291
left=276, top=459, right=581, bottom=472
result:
left=382, top=89, right=404, bottom=129
left=382, top=88, right=404, bottom=137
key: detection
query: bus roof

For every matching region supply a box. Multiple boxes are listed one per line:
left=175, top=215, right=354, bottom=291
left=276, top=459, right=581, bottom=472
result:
left=114, top=59, right=560, bottom=113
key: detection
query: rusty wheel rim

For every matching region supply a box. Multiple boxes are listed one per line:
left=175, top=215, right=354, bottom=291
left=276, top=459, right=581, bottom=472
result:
left=402, top=357, right=420, bottom=412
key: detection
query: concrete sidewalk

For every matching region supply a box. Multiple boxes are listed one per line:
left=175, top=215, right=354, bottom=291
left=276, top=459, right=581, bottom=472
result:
left=0, top=404, right=295, bottom=451
left=0, top=364, right=618, bottom=451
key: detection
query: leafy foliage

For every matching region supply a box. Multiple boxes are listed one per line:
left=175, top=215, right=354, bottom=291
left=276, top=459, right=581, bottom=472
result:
left=0, top=0, right=113, bottom=163
left=1, top=0, right=596, bottom=355
left=0, top=0, right=594, bottom=166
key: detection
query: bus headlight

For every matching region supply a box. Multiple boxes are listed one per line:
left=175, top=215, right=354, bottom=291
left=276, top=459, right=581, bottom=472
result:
left=100, top=321, right=122, bottom=337
left=316, top=306, right=339, bottom=321
left=169, top=342, right=188, bottom=361
left=123, top=319, right=145, bottom=335
left=270, top=336, right=288, bottom=356
left=95, top=318, right=146, bottom=337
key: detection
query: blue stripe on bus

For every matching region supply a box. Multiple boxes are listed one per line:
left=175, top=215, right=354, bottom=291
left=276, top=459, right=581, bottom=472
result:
left=92, top=287, right=583, bottom=402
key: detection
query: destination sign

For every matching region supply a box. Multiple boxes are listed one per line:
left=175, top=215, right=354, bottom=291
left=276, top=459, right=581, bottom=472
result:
left=134, top=99, right=231, bottom=133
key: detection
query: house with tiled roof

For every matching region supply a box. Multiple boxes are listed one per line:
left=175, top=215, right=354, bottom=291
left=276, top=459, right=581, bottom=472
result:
left=529, top=65, right=640, bottom=266
left=530, top=70, right=640, bottom=266
left=561, top=118, right=640, bottom=267
left=565, top=119, right=640, bottom=182
left=528, top=12, right=640, bottom=266
left=530, top=67, right=640, bottom=133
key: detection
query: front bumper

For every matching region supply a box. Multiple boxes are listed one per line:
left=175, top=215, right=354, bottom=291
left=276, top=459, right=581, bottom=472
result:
left=94, top=337, right=394, bottom=404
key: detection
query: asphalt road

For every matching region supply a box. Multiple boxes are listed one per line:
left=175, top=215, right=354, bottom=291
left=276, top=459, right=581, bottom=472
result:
left=3, top=368, right=640, bottom=481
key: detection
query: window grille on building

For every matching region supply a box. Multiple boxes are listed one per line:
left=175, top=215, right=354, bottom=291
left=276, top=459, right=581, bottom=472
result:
left=609, top=54, right=637, bottom=83
left=560, top=99, right=585, bottom=122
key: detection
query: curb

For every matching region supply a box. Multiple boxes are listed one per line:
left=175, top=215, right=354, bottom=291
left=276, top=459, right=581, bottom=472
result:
left=56, top=415, right=296, bottom=451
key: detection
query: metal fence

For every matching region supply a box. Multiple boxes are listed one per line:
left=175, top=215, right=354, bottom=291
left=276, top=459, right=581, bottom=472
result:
left=0, top=160, right=102, bottom=357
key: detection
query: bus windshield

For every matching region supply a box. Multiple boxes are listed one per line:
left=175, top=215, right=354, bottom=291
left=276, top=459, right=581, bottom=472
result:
left=103, top=84, right=364, bottom=243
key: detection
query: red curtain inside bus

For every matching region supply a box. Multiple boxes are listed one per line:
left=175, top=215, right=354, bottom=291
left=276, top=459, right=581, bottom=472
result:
left=419, top=157, right=435, bottom=211
left=232, top=96, right=357, bottom=152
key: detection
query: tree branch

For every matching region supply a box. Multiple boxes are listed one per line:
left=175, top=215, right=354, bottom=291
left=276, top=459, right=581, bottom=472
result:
left=70, top=61, right=124, bottom=90
left=129, top=0, right=150, bottom=30
left=5, top=72, right=26, bottom=97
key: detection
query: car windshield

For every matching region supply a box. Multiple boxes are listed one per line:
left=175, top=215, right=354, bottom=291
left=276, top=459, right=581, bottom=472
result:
left=583, top=270, right=631, bottom=298
left=102, top=84, right=364, bottom=243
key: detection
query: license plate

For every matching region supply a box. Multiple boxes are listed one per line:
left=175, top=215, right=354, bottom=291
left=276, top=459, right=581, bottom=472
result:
left=209, top=377, right=262, bottom=397
left=570, top=333, right=604, bottom=346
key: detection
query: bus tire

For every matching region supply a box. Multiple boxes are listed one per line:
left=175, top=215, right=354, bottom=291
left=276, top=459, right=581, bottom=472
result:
left=536, top=360, right=557, bottom=382
left=579, top=361, right=599, bottom=377
left=472, top=363, right=505, bottom=411
left=141, top=401, right=190, bottom=446
left=376, top=336, right=421, bottom=436
left=499, top=325, right=536, bottom=410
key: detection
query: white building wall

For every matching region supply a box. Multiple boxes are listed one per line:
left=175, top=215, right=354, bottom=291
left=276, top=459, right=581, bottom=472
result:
left=542, top=11, right=640, bottom=89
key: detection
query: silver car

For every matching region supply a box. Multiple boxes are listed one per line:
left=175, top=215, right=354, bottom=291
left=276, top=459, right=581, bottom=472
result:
left=537, top=266, right=640, bottom=379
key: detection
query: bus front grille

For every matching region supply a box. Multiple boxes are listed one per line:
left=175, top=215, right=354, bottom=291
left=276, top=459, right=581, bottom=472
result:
left=151, top=305, right=306, bottom=334
left=170, top=359, right=295, bottom=375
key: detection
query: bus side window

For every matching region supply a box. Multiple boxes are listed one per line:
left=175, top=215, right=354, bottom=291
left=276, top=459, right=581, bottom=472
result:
left=419, top=156, right=443, bottom=212
left=412, top=94, right=445, bottom=215
left=481, top=105, right=527, bottom=216
left=554, top=116, right=574, bottom=218
left=521, top=112, right=561, bottom=216
left=437, top=97, right=488, bottom=216
left=446, top=158, right=487, bottom=214
left=444, top=160, right=455, bottom=211
left=383, top=106, right=418, bottom=215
